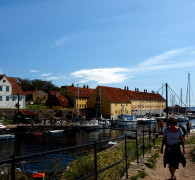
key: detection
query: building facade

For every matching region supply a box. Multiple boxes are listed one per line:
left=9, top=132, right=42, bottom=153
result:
left=87, top=86, right=166, bottom=119
left=25, top=90, right=48, bottom=104
left=87, top=86, right=132, bottom=119
left=124, top=88, right=166, bottom=115
left=0, top=75, right=26, bottom=109
left=45, top=91, right=69, bottom=110
left=61, top=84, right=94, bottom=110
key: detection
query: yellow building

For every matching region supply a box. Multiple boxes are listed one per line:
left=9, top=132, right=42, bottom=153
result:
left=124, top=88, right=166, bottom=115
left=61, top=84, right=94, bottom=109
left=87, top=86, right=166, bottom=119
left=87, top=86, right=132, bottom=119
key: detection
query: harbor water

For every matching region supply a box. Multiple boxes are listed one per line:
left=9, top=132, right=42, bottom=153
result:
left=0, top=128, right=130, bottom=172
left=0, top=119, right=194, bottom=173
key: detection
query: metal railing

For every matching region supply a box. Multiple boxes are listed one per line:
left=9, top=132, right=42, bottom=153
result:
left=0, top=124, right=156, bottom=180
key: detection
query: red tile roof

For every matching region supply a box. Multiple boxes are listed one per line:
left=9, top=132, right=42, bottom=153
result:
left=48, top=91, right=69, bottom=107
left=124, top=90, right=165, bottom=101
left=20, top=110, right=37, bottom=116
left=98, top=86, right=165, bottom=103
left=6, top=77, right=25, bottom=95
left=67, top=86, right=95, bottom=98
left=25, top=90, right=38, bottom=95
left=99, top=86, right=131, bottom=103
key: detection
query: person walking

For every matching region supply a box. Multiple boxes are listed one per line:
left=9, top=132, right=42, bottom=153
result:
left=178, top=124, right=186, bottom=141
left=159, top=120, right=164, bottom=132
left=161, top=118, right=186, bottom=180
left=186, top=121, right=191, bottom=136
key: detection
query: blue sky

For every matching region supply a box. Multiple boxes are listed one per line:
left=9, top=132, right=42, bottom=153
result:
left=1, top=0, right=195, bottom=106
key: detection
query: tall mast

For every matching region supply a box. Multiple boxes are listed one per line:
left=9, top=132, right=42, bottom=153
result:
left=189, top=72, right=190, bottom=111
left=166, top=83, right=168, bottom=126
left=77, top=84, right=79, bottom=120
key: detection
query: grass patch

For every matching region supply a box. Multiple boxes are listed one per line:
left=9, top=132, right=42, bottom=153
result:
left=146, top=152, right=160, bottom=168
left=130, top=171, right=148, bottom=180
left=63, top=137, right=162, bottom=180
left=27, top=104, right=46, bottom=109
left=186, top=136, right=195, bottom=145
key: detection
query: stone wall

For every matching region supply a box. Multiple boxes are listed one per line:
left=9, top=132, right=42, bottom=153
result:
left=0, top=109, right=60, bottom=121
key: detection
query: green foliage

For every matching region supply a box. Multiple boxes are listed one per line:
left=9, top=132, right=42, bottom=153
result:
left=16, top=77, right=61, bottom=93
left=27, top=104, right=46, bottom=109
left=146, top=153, right=159, bottom=168
left=130, top=175, right=139, bottom=180
left=130, top=171, right=148, bottom=180
left=139, top=170, right=148, bottom=178
left=63, top=137, right=162, bottom=180
left=186, top=136, right=195, bottom=145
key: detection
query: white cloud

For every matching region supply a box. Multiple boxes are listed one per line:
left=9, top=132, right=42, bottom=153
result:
left=70, top=47, right=195, bottom=85
left=55, top=34, right=75, bottom=47
left=139, top=47, right=190, bottom=66
left=29, top=69, right=40, bottom=73
left=71, top=68, right=131, bottom=84
left=41, top=73, right=53, bottom=77
left=46, top=75, right=66, bottom=81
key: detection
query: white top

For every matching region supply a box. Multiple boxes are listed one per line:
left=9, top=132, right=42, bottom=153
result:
left=163, top=128, right=183, bottom=145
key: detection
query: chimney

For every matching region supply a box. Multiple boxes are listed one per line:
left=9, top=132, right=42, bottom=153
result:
left=83, top=84, right=86, bottom=88
left=124, top=86, right=126, bottom=90
left=135, top=87, right=136, bottom=91
left=127, top=86, right=129, bottom=90
left=71, top=83, right=74, bottom=87
left=86, top=85, right=89, bottom=89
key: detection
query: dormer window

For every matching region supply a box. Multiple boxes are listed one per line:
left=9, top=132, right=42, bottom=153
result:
left=3, top=80, right=6, bottom=82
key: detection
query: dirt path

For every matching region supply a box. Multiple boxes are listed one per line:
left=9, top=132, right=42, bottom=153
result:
left=121, top=133, right=195, bottom=180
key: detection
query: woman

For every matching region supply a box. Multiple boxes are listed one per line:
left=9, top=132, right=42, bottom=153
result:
left=161, top=118, right=186, bottom=180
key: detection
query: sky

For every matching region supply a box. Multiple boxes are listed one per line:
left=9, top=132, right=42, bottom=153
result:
left=1, top=0, right=195, bottom=106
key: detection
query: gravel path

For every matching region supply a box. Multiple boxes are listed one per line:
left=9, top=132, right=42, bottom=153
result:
left=121, top=133, right=195, bottom=180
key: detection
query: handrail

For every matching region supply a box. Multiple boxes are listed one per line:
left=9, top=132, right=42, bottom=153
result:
left=0, top=125, right=156, bottom=180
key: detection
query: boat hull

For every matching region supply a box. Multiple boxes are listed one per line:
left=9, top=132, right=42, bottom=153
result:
left=0, top=134, right=15, bottom=140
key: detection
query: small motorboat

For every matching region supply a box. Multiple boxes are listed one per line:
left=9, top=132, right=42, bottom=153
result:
left=0, top=122, right=6, bottom=130
left=0, top=134, right=15, bottom=140
left=32, top=132, right=42, bottom=136
left=49, top=129, right=64, bottom=135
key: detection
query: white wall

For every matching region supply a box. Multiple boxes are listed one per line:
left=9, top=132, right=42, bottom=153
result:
left=0, top=77, right=26, bottom=109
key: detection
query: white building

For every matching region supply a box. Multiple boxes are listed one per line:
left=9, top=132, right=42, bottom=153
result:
left=0, top=75, right=26, bottom=109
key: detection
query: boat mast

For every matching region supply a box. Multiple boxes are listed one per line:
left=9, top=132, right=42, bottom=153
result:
left=77, top=84, right=79, bottom=120
left=166, top=83, right=168, bottom=126
left=188, top=72, right=190, bottom=112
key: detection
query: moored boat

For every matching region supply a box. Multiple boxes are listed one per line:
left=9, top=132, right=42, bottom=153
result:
left=0, top=134, right=15, bottom=140
left=137, top=115, right=157, bottom=127
left=116, top=114, right=137, bottom=128
left=32, top=132, right=42, bottom=136
left=49, top=129, right=64, bottom=135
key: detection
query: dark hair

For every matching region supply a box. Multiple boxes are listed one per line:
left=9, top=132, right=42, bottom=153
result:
left=168, top=118, right=177, bottom=125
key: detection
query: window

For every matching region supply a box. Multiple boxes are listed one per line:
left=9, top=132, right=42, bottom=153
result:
left=6, top=86, right=9, bottom=92
left=0, top=86, right=2, bottom=91
left=0, top=96, right=2, bottom=101
left=12, top=96, right=16, bottom=101
left=3, top=80, right=6, bottom=82
left=6, top=96, right=9, bottom=101
left=19, top=96, right=22, bottom=101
